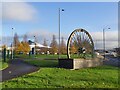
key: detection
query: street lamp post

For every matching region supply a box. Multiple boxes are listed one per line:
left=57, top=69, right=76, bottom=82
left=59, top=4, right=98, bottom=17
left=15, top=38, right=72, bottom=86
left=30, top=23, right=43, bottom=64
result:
left=103, top=27, right=110, bottom=60
left=45, top=39, right=49, bottom=55
left=34, top=36, right=36, bottom=55
left=58, top=8, right=64, bottom=59
left=11, top=27, right=14, bottom=59
left=103, top=28, right=105, bottom=60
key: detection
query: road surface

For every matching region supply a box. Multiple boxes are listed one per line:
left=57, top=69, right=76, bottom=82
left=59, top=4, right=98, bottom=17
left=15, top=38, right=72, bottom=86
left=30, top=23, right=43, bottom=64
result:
left=0, top=59, right=39, bottom=82
left=103, top=55, right=120, bottom=67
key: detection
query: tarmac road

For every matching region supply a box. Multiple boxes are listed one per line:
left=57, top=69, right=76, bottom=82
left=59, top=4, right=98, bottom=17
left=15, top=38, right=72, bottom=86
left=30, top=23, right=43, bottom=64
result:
left=0, top=59, right=39, bottom=82
left=103, top=55, right=120, bottom=67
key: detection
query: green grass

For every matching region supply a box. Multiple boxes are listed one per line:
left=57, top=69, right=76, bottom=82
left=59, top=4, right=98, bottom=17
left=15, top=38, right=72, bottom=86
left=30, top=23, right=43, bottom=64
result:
left=0, top=59, right=8, bottom=70
left=24, top=59, right=58, bottom=67
left=70, top=53, right=95, bottom=59
left=15, top=54, right=67, bottom=59
left=2, top=59, right=119, bottom=88
left=15, top=54, right=96, bottom=60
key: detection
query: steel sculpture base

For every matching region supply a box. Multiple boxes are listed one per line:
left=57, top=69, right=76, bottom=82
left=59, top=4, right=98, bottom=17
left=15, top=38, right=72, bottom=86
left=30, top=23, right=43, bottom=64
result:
left=58, top=58, right=103, bottom=69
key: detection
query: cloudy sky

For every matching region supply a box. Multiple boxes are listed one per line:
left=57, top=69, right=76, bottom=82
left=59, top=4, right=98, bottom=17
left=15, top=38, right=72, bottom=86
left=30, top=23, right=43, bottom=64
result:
left=1, top=1, right=119, bottom=49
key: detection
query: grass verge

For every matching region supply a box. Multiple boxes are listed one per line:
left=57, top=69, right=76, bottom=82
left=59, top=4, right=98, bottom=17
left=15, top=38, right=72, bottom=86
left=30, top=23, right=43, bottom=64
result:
left=0, top=59, right=8, bottom=70
left=2, top=59, right=119, bottom=88
left=15, top=54, right=67, bottom=59
left=24, top=59, right=58, bottom=67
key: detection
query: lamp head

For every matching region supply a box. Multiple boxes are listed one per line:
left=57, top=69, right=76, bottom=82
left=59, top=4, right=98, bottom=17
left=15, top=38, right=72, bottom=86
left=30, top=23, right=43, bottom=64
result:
left=12, top=27, right=15, bottom=30
left=62, top=9, right=64, bottom=11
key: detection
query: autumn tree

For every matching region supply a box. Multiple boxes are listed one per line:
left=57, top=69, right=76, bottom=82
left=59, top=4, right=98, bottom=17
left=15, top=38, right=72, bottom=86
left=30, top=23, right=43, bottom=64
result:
left=1, top=45, right=7, bottom=49
left=15, top=34, right=30, bottom=54
left=22, top=34, right=30, bottom=54
left=15, top=41, right=30, bottom=54
left=50, top=35, right=58, bottom=54
left=60, top=37, right=66, bottom=54
left=70, top=42, right=77, bottom=54
left=15, top=42, right=24, bottom=53
left=21, top=41, right=30, bottom=54
left=13, top=33, right=20, bottom=54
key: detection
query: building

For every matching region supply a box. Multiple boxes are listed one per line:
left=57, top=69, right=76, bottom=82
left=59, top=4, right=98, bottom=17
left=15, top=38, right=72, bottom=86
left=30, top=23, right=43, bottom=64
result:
left=29, top=42, right=51, bottom=54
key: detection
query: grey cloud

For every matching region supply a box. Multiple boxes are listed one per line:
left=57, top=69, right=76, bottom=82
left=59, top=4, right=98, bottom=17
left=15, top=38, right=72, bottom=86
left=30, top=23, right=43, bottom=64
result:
left=2, top=2, right=37, bottom=21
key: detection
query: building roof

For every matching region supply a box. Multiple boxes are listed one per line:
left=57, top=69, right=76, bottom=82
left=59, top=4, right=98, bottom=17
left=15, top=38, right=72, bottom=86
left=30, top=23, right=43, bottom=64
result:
left=29, top=43, right=51, bottom=49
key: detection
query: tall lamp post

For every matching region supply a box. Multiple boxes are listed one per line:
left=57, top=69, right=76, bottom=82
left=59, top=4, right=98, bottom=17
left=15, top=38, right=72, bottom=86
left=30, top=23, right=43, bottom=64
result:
left=11, top=27, right=14, bottom=59
left=58, top=8, right=64, bottom=59
left=34, top=36, right=36, bottom=55
left=103, top=27, right=110, bottom=60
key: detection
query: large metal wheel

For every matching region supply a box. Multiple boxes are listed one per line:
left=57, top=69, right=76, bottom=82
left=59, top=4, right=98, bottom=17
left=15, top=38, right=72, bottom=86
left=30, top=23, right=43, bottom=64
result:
left=67, top=28, right=94, bottom=59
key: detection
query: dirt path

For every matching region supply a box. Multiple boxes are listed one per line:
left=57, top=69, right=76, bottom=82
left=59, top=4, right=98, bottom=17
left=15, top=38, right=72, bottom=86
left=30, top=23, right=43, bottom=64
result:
left=0, top=59, right=39, bottom=82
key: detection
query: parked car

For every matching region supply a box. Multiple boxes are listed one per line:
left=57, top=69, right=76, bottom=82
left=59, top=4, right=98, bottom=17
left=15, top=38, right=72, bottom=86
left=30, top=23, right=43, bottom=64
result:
left=111, top=52, right=117, bottom=57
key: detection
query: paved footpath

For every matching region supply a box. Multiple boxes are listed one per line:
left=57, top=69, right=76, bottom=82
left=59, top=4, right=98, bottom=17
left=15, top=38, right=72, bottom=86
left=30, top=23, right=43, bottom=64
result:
left=0, top=59, right=39, bottom=82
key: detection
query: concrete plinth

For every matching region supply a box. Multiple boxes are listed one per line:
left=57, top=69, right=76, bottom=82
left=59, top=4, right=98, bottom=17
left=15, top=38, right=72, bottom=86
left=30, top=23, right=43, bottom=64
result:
left=58, top=58, right=103, bottom=69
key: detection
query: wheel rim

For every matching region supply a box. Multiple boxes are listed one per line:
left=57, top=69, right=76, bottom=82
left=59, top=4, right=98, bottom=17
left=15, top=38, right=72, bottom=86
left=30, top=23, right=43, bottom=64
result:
left=67, top=28, right=94, bottom=59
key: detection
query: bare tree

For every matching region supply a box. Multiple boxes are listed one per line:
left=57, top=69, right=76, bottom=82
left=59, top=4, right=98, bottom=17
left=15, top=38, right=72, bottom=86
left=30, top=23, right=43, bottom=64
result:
left=50, top=35, right=58, bottom=54
left=42, top=38, right=48, bottom=54
left=60, top=37, right=66, bottom=54
left=23, top=34, right=28, bottom=42
left=43, top=38, right=47, bottom=46
left=13, top=33, right=20, bottom=47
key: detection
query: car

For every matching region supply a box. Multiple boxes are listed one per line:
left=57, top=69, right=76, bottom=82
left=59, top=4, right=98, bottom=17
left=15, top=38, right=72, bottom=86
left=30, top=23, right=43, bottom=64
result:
left=111, top=52, right=117, bottom=57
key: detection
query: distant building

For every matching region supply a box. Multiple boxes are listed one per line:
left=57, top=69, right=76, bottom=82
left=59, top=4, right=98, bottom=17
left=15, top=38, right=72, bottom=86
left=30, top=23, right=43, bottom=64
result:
left=28, top=40, right=51, bottom=54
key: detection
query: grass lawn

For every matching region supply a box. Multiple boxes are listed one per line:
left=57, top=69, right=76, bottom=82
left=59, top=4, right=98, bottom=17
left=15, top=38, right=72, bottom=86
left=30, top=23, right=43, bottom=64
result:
left=15, top=54, right=67, bottom=59
left=2, top=59, right=119, bottom=88
left=24, top=59, right=58, bottom=67
left=0, top=59, right=8, bottom=70
left=15, top=54, right=96, bottom=59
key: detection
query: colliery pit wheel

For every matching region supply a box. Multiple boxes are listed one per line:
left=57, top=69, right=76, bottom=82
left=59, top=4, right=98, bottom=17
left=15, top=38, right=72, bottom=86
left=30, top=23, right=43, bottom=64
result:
left=67, top=28, right=94, bottom=59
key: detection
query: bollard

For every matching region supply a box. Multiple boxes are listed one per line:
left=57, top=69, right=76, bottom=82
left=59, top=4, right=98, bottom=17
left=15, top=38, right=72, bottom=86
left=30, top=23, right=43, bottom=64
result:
left=3, top=48, right=6, bottom=62
left=7, top=50, right=10, bottom=59
left=2, top=49, right=3, bottom=59
left=32, top=48, right=34, bottom=55
left=29, top=51, right=31, bottom=57
left=10, top=50, right=12, bottom=59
